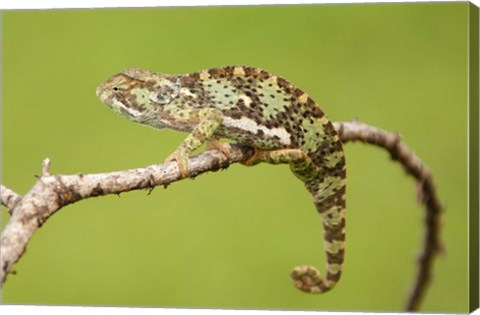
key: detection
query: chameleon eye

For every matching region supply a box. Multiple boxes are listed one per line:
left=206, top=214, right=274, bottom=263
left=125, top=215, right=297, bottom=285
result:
left=113, top=87, right=119, bottom=92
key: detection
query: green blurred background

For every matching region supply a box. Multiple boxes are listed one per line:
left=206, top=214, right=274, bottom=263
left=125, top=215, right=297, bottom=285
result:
left=1, top=3, right=470, bottom=312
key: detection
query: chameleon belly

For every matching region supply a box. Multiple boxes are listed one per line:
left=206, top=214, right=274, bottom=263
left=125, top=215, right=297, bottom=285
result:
left=96, top=66, right=346, bottom=293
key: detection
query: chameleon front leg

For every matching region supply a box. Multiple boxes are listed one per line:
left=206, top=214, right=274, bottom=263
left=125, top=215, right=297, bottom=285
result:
left=165, top=108, right=225, bottom=178
left=244, top=148, right=346, bottom=293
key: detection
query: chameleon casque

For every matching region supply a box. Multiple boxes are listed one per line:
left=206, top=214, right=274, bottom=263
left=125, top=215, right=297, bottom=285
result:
left=96, top=66, right=347, bottom=294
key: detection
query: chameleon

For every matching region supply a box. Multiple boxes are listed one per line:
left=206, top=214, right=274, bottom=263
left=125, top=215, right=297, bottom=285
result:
left=96, top=66, right=347, bottom=294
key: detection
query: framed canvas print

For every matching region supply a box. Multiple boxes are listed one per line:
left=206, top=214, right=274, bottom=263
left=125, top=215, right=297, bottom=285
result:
left=1, top=1, right=479, bottom=314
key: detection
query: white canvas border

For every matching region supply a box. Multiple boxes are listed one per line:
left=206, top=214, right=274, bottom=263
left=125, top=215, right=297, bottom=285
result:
left=0, top=1, right=477, bottom=315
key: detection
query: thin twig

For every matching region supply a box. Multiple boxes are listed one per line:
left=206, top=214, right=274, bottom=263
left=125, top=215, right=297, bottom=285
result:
left=0, top=185, right=23, bottom=216
left=333, top=120, right=443, bottom=312
left=0, top=121, right=443, bottom=312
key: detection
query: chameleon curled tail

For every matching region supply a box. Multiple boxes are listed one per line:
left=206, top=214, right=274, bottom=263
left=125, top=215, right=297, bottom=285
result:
left=264, top=114, right=345, bottom=294
left=248, top=141, right=346, bottom=294
left=290, top=173, right=346, bottom=293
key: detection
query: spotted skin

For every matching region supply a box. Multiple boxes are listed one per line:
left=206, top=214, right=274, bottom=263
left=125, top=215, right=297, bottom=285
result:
left=96, top=66, right=347, bottom=294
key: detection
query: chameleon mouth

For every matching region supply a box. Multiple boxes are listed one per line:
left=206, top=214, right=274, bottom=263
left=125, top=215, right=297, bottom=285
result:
left=96, top=83, right=108, bottom=103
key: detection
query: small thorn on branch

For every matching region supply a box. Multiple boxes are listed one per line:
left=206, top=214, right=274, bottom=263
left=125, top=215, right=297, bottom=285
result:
left=42, top=158, right=51, bottom=176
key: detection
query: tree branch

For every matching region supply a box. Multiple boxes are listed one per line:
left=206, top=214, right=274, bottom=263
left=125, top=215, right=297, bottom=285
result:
left=0, top=146, right=254, bottom=285
left=333, top=120, right=443, bottom=311
left=0, top=120, right=443, bottom=312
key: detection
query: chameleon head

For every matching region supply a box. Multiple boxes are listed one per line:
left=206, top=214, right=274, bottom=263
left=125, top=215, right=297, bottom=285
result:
left=96, top=67, right=181, bottom=121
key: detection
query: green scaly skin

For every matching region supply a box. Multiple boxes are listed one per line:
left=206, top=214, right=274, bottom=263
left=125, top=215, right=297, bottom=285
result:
left=96, top=66, right=346, bottom=293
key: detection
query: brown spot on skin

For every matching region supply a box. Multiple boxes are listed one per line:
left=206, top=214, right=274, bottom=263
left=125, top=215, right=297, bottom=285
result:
left=223, top=66, right=235, bottom=76
left=326, top=270, right=342, bottom=282
left=208, top=68, right=222, bottom=77
left=243, top=67, right=259, bottom=77
left=326, top=250, right=345, bottom=264
left=187, top=72, right=200, bottom=81
left=276, top=76, right=289, bottom=89
left=314, top=188, right=344, bottom=212
left=324, top=223, right=346, bottom=242
left=258, top=69, right=271, bottom=80
left=293, top=88, right=304, bottom=98
left=228, top=111, right=243, bottom=119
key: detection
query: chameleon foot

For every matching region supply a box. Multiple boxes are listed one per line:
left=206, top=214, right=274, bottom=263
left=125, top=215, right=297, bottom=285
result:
left=206, top=138, right=232, bottom=159
left=240, top=148, right=269, bottom=166
left=291, top=265, right=333, bottom=293
left=165, top=152, right=190, bottom=179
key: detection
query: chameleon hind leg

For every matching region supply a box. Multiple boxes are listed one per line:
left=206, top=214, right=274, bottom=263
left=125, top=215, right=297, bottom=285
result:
left=243, top=148, right=346, bottom=293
